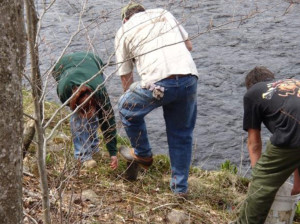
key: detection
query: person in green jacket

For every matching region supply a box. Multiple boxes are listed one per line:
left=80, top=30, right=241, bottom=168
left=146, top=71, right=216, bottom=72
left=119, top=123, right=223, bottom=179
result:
left=52, top=52, right=118, bottom=169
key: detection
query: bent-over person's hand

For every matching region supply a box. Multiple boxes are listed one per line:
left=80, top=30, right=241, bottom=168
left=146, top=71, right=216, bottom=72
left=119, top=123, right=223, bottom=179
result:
left=110, top=156, right=118, bottom=170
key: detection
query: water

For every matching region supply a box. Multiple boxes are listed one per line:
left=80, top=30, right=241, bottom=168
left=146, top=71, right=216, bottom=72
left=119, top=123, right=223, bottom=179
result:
left=33, top=0, right=300, bottom=174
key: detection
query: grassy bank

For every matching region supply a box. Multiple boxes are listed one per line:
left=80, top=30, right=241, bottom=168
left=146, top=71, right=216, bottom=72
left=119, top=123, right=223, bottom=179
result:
left=22, top=90, right=250, bottom=223
left=24, top=153, right=249, bottom=223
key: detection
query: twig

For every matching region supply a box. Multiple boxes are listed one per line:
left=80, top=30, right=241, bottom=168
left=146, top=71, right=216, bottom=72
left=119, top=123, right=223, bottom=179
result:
left=23, top=170, right=34, bottom=177
left=39, top=0, right=88, bottom=112
left=151, top=203, right=179, bottom=211
left=23, top=113, right=36, bottom=121
left=239, top=135, right=244, bottom=175
left=283, top=3, right=294, bottom=15
left=23, top=211, right=38, bottom=224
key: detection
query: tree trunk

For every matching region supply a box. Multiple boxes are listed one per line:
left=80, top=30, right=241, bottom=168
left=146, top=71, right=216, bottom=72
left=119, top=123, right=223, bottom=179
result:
left=0, top=0, right=26, bottom=223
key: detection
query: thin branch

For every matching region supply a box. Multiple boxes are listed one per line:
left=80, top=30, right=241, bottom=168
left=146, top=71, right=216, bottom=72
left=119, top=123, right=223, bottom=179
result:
left=151, top=203, right=179, bottom=211
left=40, top=0, right=92, bottom=106
left=35, top=0, right=56, bottom=48
left=23, top=113, right=36, bottom=121
left=283, top=3, right=294, bottom=15
left=23, top=72, right=34, bottom=86
left=23, top=211, right=38, bottom=224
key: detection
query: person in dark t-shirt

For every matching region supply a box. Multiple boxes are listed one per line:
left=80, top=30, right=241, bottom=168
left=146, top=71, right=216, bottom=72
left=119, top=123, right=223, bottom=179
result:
left=235, top=67, right=300, bottom=224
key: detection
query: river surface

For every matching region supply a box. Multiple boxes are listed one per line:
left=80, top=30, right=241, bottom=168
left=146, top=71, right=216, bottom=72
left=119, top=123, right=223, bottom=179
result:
left=34, top=0, right=300, bottom=174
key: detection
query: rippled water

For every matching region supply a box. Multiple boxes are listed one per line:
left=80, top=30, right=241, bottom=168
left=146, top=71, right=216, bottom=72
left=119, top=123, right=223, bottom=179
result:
left=35, top=0, right=300, bottom=173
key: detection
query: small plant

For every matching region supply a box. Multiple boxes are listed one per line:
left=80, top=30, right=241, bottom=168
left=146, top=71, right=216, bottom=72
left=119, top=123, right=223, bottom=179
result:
left=295, top=201, right=300, bottom=221
left=46, top=153, right=54, bottom=167
left=220, top=160, right=238, bottom=175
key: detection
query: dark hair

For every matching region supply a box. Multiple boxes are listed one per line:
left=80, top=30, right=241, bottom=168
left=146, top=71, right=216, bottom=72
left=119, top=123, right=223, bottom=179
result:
left=122, top=5, right=145, bottom=21
left=245, top=66, right=275, bottom=89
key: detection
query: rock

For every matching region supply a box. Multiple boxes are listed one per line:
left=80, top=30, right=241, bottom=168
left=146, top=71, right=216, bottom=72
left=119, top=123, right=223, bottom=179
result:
left=47, top=133, right=70, bottom=152
left=48, top=143, right=65, bottom=152
left=23, top=164, right=34, bottom=177
left=82, top=189, right=100, bottom=204
left=82, top=159, right=97, bottom=169
left=23, top=120, right=36, bottom=157
left=167, top=209, right=189, bottom=224
left=23, top=156, right=39, bottom=177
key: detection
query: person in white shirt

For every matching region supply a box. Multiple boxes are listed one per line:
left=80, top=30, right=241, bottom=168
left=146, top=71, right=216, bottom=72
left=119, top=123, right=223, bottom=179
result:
left=115, top=3, right=198, bottom=196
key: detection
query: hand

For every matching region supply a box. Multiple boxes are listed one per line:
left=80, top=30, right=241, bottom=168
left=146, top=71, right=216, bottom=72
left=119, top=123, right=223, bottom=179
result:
left=110, top=156, right=118, bottom=170
left=120, top=72, right=133, bottom=92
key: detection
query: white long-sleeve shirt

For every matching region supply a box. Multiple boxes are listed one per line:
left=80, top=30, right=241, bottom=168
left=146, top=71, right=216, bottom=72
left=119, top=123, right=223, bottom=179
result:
left=115, top=8, right=198, bottom=87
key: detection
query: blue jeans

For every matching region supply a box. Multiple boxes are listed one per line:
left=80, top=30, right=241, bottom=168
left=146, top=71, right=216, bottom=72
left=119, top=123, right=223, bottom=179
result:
left=118, top=75, right=198, bottom=193
left=70, top=112, right=100, bottom=162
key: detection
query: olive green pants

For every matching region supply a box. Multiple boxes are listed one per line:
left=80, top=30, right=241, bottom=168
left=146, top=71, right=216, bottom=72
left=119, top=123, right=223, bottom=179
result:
left=237, top=142, right=300, bottom=224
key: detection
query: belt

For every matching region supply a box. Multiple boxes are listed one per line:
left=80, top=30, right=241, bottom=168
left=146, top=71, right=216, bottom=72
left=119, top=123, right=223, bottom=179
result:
left=165, top=74, right=190, bottom=79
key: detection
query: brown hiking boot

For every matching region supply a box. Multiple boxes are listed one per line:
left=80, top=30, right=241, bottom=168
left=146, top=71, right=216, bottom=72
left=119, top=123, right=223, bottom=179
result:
left=119, top=146, right=153, bottom=169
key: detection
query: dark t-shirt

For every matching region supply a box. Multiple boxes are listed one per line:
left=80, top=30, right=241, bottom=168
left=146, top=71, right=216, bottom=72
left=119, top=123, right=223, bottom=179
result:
left=243, top=79, right=300, bottom=148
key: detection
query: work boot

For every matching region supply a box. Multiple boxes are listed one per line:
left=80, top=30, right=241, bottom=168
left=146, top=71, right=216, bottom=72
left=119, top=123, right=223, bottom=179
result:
left=125, top=161, right=140, bottom=181
left=175, top=192, right=189, bottom=200
left=82, top=159, right=97, bottom=168
left=119, top=146, right=153, bottom=169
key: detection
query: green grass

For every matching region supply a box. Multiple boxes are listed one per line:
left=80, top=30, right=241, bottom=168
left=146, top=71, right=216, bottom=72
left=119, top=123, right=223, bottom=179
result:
left=220, top=160, right=238, bottom=175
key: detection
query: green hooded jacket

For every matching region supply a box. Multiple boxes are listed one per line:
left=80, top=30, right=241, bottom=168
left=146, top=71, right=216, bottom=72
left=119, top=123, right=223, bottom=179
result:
left=52, top=52, right=117, bottom=156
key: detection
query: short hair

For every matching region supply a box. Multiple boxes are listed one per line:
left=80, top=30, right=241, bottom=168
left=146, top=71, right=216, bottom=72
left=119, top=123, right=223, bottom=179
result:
left=121, top=3, right=145, bottom=21
left=245, top=66, right=275, bottom=89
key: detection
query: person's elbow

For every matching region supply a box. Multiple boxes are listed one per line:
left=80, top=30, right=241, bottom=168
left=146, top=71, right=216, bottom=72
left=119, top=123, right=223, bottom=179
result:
left=185, top=39, right=193, bottom=51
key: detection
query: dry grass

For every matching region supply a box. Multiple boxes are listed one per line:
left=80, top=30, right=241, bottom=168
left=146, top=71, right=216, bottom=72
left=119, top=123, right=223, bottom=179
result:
left=23, top=148, right=249, bottom=224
